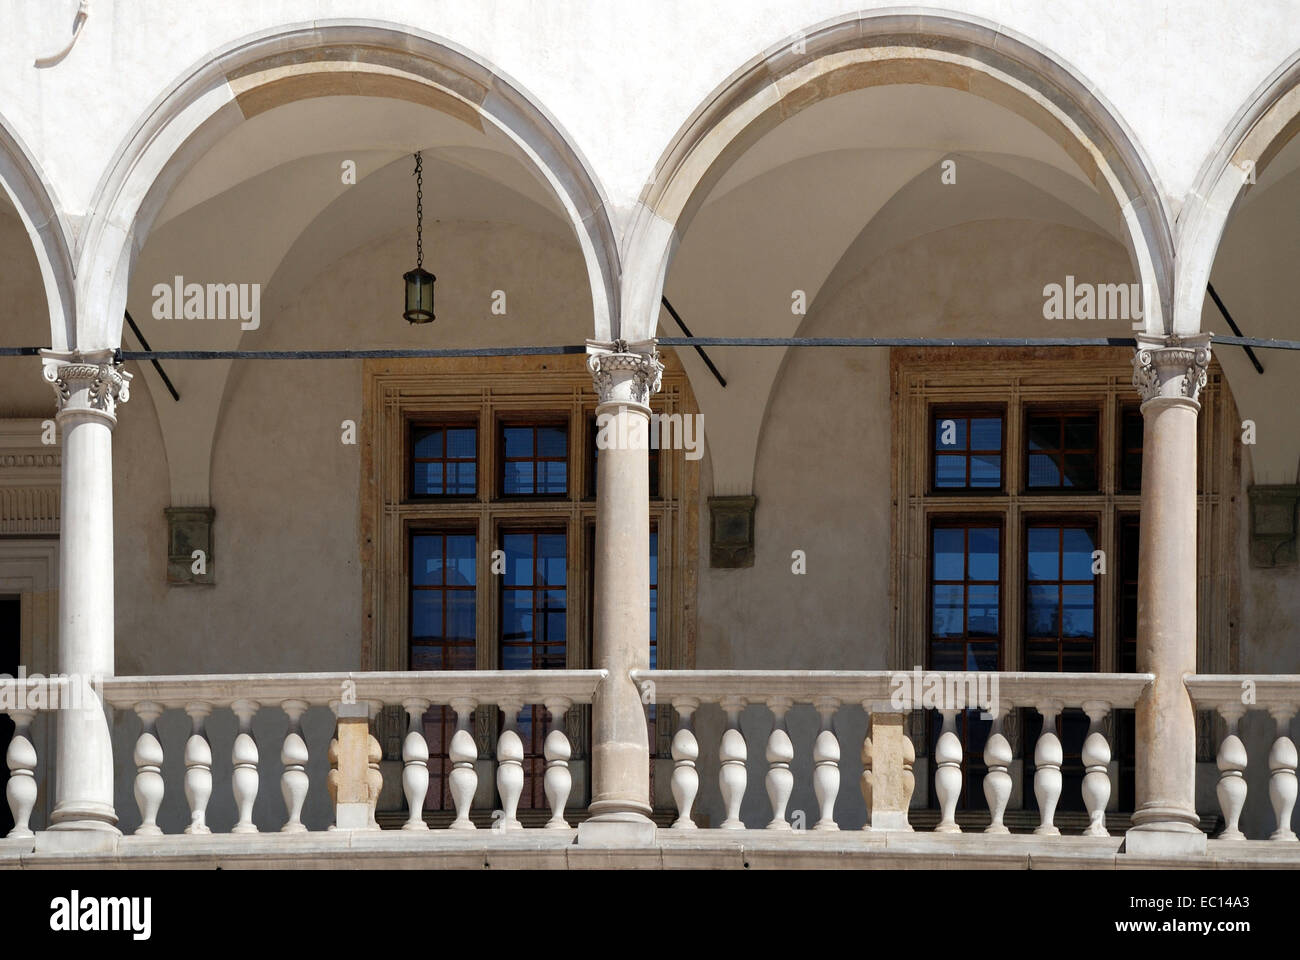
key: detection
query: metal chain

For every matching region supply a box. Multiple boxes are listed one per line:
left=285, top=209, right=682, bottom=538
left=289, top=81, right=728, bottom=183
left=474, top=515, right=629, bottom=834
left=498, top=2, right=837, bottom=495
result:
left=414, top=151, right=423, bottom=269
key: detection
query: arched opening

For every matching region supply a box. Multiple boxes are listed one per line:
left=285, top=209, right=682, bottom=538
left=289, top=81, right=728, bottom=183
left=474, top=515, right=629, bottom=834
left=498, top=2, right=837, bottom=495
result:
left=1182, top=48, right=1300, bottom=841
left=630, top=11, right=1194, bottom=832
left=78, top=22, right=674, bottom=833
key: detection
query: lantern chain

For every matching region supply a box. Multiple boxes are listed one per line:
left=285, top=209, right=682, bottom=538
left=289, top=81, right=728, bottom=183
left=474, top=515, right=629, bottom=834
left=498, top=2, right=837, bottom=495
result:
left=413, top=151, right=424, bottom=270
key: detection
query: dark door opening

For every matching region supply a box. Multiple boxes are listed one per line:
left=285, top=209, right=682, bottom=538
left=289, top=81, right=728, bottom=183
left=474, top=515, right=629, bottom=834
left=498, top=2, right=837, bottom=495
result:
left=0, top=595, right=19, bottom=837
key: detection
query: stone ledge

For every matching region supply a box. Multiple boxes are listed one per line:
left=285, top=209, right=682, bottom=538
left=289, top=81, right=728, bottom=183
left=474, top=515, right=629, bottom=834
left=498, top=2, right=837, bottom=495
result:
left=1, top=829, right=1296, bottom=869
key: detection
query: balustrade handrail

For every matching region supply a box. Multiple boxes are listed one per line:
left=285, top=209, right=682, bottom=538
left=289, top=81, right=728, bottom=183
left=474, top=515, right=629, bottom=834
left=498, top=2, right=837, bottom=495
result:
left=632, top=669, right=1153, bottom=710
left=1185, top=674, right=1300, bottom=712
left=97, top=669, right=608, bottom=711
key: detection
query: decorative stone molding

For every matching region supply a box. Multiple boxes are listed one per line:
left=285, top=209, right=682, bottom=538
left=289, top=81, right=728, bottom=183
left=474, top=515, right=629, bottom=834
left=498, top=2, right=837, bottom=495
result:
left=708, top=495, right=756, bottom=568
left=0, top=419, right=61, bottom=535
left=39, top=349, right=132, bottom=423
left=166, top=507, right=215, bottom=585
left=1248, top=485, right=1299, bottom=567
left=1131, top=333, right=1212, bottom=404
left=586, top=339, right=663, bottom=408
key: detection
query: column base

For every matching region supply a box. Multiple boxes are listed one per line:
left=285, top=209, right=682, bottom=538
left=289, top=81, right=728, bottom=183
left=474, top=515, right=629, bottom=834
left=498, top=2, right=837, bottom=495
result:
left=577, top=807, right=656, bottom=847
left=1122, top=826, right=1207, bottom=858
left=48, top=800, right=119, bottom=834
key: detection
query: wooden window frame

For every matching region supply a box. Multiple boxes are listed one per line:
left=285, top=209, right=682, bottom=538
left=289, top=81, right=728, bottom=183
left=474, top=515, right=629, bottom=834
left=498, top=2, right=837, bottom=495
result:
left=929, top=404, right=1007, bottom=495
left=408, top=417, right=480, bottom=501
left=892, top=347, right=1240, bottom=807
left=1023, top=407, right=1102, bottom=493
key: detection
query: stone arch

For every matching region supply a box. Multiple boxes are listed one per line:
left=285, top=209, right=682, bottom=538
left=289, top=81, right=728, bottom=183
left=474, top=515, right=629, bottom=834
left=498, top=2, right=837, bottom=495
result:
left=0, top=112, right=76, bottom=351
left=76, top=19, right=620, bottom=351
left=1178, top=49, right=1300, bottom=335
left=623, top=7, right=1173, bottom=340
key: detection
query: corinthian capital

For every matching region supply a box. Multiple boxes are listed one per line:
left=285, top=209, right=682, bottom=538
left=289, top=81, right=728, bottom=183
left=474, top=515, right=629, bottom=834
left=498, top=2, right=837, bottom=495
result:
left=586, top=338, right=663, bottom=408
left=40, top=349, right=133, bottom=423
left=1131, top=333, right=1212, bottom=404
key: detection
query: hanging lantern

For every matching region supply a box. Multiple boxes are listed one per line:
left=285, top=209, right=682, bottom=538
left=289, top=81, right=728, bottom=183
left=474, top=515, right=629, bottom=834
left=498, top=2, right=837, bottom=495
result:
left=403, top=151, right=436, bottom=323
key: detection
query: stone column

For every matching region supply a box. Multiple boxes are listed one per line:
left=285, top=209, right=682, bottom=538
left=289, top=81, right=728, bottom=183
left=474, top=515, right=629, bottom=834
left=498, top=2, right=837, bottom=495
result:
left=40, top=349, right=132, bottom=836
left=1126, top=333, right=1210, bottom=856
left=578, top=339, right=662, bottom=846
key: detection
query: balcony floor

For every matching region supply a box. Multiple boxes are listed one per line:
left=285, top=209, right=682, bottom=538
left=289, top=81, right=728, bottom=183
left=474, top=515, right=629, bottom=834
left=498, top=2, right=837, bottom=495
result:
left=2, top=829, right=1297, bottom=869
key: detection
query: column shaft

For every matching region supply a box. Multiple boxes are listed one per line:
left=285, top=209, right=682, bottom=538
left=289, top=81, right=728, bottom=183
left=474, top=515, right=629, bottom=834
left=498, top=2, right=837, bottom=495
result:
left=1130, top=335, right=1210, bottom=842
left=583, top=341, right=662, bottom=831
left=42, top=351, right=131, bottom=833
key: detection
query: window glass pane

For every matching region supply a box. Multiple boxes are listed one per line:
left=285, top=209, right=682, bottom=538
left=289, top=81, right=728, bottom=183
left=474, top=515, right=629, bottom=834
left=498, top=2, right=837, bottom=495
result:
left=1027, top=419, right=1058, bottom=451
left=934, top=455, right=966, bottom=488
left=932, top=528, right=965, bottom=580
left=967, top=528, right=999, bottom=580
left=932, top=584, right=964, bottom=637
left=1062, top=585, right=1095, bottom=638
left=970, top=418, right=1001, bottom=450
left=503, top=534, right=533, bottom=585
left=1062, top=453, right=1097, bottom=489
left=1062, top=528, right=1096, bottom=579
left=967, top=585, right=999, bottom=636
left=1027, top=453, right=1061, bottom=487
left=413, top=425, right=477, bottom=496
left=414, top=427, right=443, bottom=458
left=447, top=428, right=476, bottom=459
left=1027, top=527, right=1058, bottom=580
left=970, top=454, right=1000, bottom=487
left=932, top=412, right=1002, bottom=490
left=1026, top=584, right=1058, bottom=636
left=504, top=427, right=533, bottom=458
left=934, top=416, right=968, bottom=451
left=412, top=534, right=443, bottom=585
left=538, top=426, right=567, bottom=458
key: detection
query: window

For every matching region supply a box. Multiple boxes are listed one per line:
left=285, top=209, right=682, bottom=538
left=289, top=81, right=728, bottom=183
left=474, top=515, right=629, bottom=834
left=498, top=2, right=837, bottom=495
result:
left=501, top=529, right=568, bottom=807
left=929, top=523, right=1001, bottom=670
left=928, top=521, right=1000, bottom=806
left=932, top=410, right=1003, bottom=491
left=1026, top=411, right=1098, bottom=490
left=410, top=532, right=476, bottom=810
left=895, top=348, right=1238, bottom=819
left=363, top=354, right=699, bottom=821
left=500, top=422, right=568, bottom=496
left=411, top=423, right=477, bottom=497
left=1024, top=523, right=1097, bottom=672
left=1120, top=408, right=1143, bottom=492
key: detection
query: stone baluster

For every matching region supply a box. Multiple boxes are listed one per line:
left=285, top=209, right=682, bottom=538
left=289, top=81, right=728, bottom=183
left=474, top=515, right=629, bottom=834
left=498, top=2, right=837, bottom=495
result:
left=934, top=708, right=962, bottom=833
left=1215, top=702, right=1247, bottom=841
left=279, top=699, right=309, bottom=833
left=902, top=729, right=916, bottom=826
left=496, top=699, right=524, bottom=830
left=1033, top=700, right=1063, bottom=837
left=765, top=697, right=794, bottom=830
left=1081, top=700, right=1113, bottom=837
left=231, top=698, right=260, bottom=834
left=983, top=704, right=1012, bottom=834
left=183, top=702, right=212, bottom=834
left=132, top=701, right=165, bottom=836
left=4, top=710, right=37, bottom=839
left=448, top=697, right=478, bottom=830
left=1269, top=705, right=1298, bottom=842
left=401, top=698, right=431, bottom=831
left=543, top=698, right=573, bottom=829
left=365, top=704, right=383, bottom=830
left=859, top=728, right=873, bottom=831
left=670, top=698, right=699, bottom=828
left=812, top=697, right=840, bottom=831
left=719, top=695, right=747, bottom=829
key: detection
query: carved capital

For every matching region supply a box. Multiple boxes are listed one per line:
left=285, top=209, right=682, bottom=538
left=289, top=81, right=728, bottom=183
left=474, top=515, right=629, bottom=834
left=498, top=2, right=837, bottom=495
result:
left=40, top=349, right=132, bottom=423
left=586, top=338, right=663, bottom=408
left=1131, top=333, right=1211, bottom=404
